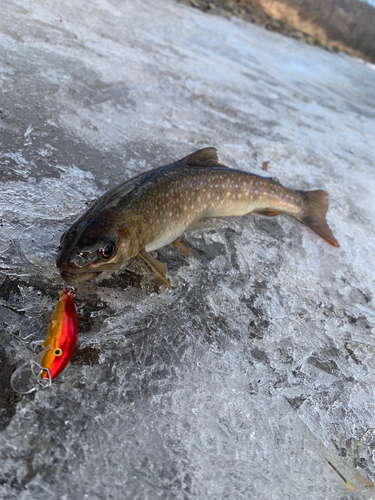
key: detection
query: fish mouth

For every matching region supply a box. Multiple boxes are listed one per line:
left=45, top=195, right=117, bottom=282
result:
left=60, top=270, right=102, bottom=283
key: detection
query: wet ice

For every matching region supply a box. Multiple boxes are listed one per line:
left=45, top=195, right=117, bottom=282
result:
left=0, top=0, right=375, bottom=498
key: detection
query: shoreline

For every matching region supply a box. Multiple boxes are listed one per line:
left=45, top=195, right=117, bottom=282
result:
left=177, top=0, right=372, bottom=62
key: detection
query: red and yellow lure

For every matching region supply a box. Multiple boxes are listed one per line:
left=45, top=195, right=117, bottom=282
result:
left=39, top=288, right=78, bottom=379
left=11, top=288, right=78, bottom=394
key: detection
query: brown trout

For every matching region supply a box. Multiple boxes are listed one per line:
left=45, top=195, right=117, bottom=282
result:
left=57, top=148, right=339, bottom=286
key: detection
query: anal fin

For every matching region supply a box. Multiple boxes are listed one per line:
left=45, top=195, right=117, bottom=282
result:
left=138, top=249, right=171, bottom=288
left=251, top=208, right=279, bottom=217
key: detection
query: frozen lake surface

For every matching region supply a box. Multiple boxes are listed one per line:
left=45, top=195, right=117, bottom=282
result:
left=1, top=0, right=375, bottom=498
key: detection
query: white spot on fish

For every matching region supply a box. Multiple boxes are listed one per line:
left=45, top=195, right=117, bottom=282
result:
left=157, top=219, right=160, bottom=224
left=238, top=194, right=242, bottom=199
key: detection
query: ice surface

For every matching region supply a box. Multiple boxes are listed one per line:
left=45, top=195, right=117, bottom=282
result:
left=0, top=0, right=375, bottom=498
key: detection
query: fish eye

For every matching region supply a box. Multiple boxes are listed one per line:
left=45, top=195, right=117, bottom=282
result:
left=99, top=242, right=116, bottom=260
left=54, top=348, right=63, bottom=356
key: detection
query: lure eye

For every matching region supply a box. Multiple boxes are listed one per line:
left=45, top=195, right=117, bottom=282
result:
left=99, top=242, right=115, bottom=260
left=54, top=348, right=63, bottom=356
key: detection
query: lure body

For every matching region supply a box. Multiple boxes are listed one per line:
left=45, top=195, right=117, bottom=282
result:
left=40, top=288, right=78, bottom=379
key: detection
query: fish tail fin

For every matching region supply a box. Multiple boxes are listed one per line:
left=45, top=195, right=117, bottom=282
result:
left=295, top=190, right=340, bottom=247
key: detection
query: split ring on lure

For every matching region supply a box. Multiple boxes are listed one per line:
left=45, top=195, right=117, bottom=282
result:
left=10, top=360, right=52, bottom=395
left=11, top=288, right=78, bottom=394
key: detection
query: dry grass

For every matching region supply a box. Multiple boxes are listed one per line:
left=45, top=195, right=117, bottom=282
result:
left=259, top=0, right=330, bottom=43
left=238, top=0, right=375, bottom=61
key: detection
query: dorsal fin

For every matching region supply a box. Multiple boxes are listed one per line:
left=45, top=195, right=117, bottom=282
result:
left=178, top=147, right=228, bottom=168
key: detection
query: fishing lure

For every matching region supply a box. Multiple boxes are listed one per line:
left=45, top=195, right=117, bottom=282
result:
left=39, top=288, right=78, bottom=379
left=11, top=288, right=78, bottom=394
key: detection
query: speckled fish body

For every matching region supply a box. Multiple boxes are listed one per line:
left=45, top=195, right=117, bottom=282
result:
left=57, top=148, right=338, bottom=284
left=141, top=166, right=303, bottom=251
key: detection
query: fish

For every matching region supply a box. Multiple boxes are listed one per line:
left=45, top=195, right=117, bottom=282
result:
left=39, top=288, right=78, bottom=379
left=57, top=147, right=339, bottom=286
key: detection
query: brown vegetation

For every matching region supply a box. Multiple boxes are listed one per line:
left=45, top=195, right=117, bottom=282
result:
left=181, top=0, right=375, bottom=62
left=259, top=0, right=375, bottom=60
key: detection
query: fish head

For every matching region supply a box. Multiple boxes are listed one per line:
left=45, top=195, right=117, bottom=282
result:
left=40, top=289, right=78, bottom=379
left=57, top=211, right=141, bottom=283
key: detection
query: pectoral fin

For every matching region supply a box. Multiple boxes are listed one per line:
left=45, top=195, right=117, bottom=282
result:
left=170, top=240, right=195, bottom=256
left=138, top=249, right=171, bottom=288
